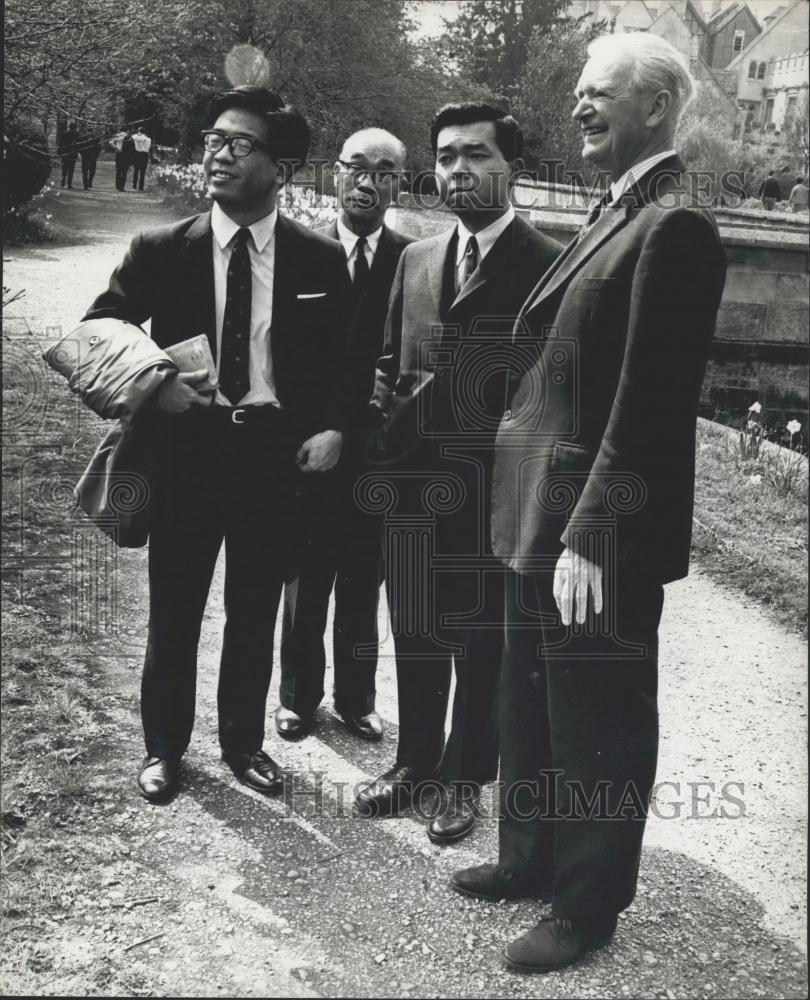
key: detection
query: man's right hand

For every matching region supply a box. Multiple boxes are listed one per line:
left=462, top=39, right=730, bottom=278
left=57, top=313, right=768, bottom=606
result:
left=156, top=369, right=214, bottom=413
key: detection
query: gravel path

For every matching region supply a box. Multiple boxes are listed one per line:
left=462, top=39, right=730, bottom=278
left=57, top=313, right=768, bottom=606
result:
left=3, top=162, right=807, bottom=998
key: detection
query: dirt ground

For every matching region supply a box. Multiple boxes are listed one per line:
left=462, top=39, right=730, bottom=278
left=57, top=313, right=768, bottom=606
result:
left=1, top=161, right=807, bottom=998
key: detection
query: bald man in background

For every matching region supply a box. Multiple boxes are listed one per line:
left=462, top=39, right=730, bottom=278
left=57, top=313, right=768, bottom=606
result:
left=276, top=129, right=414, bottom=741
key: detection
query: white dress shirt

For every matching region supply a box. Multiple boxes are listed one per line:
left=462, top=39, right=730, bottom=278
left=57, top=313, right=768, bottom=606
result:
left=455, top=204, right=515, bottom=285
left=211, top=202, right=279, bottom=407
left=336, top=215, right=382, bottom=280
left=608, top=149, right=678, bottom=205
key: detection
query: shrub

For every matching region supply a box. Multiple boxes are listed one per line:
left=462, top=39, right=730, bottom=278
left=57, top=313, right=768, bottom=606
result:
left=4, top=183, right=57, bottom=245
left=3, top=121, right=53, bottom=208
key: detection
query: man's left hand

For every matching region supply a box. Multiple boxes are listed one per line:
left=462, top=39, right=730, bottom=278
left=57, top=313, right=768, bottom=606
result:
left=296, top=430, right=343, bottom=473
left=553, top=547, right=603, bottom=626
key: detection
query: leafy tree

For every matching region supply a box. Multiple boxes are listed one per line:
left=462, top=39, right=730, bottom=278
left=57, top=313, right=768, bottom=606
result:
left=117, top=0, right=462, bottom=174
left=784, top=91, right=809, bottom=176
left=513, top=17, right=604, bottom=180
left=436, top=0, right=570, bottom=103
left=4, top=0, right=193, bottom=145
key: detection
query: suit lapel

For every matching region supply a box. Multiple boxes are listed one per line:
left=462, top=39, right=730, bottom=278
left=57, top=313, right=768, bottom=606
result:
left=179, top=211, right=217, bottom=358
left=524, top=154, right=686, bottom=318
left=525, top=205, right=631, bottom=314
left=271, top=213, right=296, bottom=364
left=426, top=226, right=456, bottom=317
left=448, top=217, right=524, bottom=312
left=370, top=225, right=397, bottom=285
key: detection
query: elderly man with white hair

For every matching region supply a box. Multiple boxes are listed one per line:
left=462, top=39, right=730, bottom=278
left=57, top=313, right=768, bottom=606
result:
left=451, top=32, right=727, bottom=972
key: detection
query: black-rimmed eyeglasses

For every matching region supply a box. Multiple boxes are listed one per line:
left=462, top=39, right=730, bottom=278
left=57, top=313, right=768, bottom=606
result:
left=201, top=131, right=273, bottom=157
left=337, top=159, right=399, bottom=185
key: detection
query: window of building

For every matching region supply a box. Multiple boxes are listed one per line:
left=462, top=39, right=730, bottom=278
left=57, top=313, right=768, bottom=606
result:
left=733, top=30, right=745, bottom=53
left=748, top=61, right=757, bottom=78
left=757, top=62, right=766, bottom=80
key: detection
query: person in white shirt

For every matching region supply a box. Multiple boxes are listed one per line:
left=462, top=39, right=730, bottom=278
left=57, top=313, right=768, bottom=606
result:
left=131, top=126, right=152, bottom=191
left=453, top=31, right=726, bottom=974
left=276, top=129, right=414, bottom=744
left=79, top=87, right=352, bottom=803
left=355, top=104, right=561, bottom=847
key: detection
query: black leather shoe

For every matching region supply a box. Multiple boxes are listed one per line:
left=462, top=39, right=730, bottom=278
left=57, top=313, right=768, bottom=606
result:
left=223, top=749, right=283, bottom=795
left=504, top=914, right=618, bottom=972
left=451, top=863, right=550, bottom=902
left=275, top=706, right=312, bottom=740
left=428, top=786, right=479, bottom=844
left=336, top=708, right=384, bottom=741
left=354, top=764, right=429, bottom=817
left=137, top=757, right=178, bottom=802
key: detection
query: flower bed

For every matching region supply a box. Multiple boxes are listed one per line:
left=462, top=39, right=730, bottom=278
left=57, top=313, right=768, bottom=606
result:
left=153, top=162, right=337, bottom=228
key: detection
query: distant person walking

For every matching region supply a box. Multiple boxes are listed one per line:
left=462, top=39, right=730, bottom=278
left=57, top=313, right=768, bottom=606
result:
left=79, top=135, right=102, bottom=190
left=759, top=171, right=780, bottom=211
left=132, top=126, right=152, bottom=191
left=788, top=176, right=808, bottom=213
left=111, top=129, right=134, bottom=191
left=60, top=124, right=79, bottom=189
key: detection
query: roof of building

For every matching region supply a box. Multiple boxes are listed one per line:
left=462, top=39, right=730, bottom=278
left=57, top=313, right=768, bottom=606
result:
left=705, top=1, right=758, bottom=35
left=726, top=0, right=806, bottom=70
left=649, top=0, right=708, bottom=36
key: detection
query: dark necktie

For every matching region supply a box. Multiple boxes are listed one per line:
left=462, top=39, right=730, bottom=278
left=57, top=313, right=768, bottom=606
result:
left=457, top=234, right=479, bottom=293
left=353, top=235, right=370, bottom=296
left=577, top=195, right=609, bottom=243
left=220, top=227, right=252, bottom=405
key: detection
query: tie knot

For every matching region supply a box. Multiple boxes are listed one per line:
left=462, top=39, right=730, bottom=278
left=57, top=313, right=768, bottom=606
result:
left=235, top=227, right=251, bottom=248
left=465, top=235, right=478, bottom=258
left=356, top=235, right=367, bottom=251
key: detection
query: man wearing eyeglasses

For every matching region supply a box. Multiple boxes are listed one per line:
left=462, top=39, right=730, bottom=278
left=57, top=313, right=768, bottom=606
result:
left=80, top=86, right=352, bottom=802
left=276, top=128, right=414, bottom=743
left=354, top=104, right=561, bottom=845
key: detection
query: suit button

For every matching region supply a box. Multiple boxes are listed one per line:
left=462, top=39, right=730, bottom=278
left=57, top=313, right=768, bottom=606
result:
left=503, top=409, right=512, bottom=421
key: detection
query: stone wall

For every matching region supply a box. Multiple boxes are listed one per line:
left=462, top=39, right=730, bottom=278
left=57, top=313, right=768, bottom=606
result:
left=385, top=200, right=810, bottom=428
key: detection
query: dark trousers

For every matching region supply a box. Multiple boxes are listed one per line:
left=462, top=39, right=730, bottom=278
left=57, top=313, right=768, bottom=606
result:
left=115, top=154, right=130, bottom=191
left=279, top=459, right=381, bottom=717
left=80, top=155, right=98, bottom=189
left=384, top=449, right=502, bottom=786
left=132, top=152, right=148, bottom=190
left=61, top=155, right=76, bottom=187
left=141, top=406, right=305, bottom=761
left=498, top=568, right=664, bottom=920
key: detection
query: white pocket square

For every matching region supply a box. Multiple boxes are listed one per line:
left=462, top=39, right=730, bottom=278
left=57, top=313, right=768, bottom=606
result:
left=297, top=292, right=327, bottom=299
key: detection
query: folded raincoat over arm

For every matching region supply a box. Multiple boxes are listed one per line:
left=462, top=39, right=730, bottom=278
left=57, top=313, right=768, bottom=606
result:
left=43, top=317, right=177, bottom=546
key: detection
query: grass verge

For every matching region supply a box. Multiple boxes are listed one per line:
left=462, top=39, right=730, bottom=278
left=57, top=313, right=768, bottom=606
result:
left=691, top=417, right=808, bottom=636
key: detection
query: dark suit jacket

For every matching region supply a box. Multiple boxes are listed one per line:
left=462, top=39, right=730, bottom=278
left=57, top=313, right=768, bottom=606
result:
left=320, top=220, right=414, bottom=429
left=84, top=210, right=352, bottom=438
left=371, top=212, right=562, bottom=466
left=491, top=156, right=727, bottom=584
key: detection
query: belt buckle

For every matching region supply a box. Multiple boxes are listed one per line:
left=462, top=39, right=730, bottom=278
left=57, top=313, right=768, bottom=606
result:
left=231, top=408, right=246, bottom=425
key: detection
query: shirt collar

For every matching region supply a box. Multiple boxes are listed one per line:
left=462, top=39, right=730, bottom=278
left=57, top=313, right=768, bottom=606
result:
left=456, top=205, right=515, bottom=264
left=211, top=202, right=278, bottom=253
left=336, top=215, right=383, bottom=258
left=608, top=150, right=678, bottom=206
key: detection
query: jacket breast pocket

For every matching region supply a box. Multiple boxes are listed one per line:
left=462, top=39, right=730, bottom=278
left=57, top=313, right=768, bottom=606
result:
left=552, top=441, right=594, bottom=472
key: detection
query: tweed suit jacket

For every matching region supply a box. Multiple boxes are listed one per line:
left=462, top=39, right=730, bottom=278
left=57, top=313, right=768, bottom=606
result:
left=491, top=156, right=727, bottom=584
